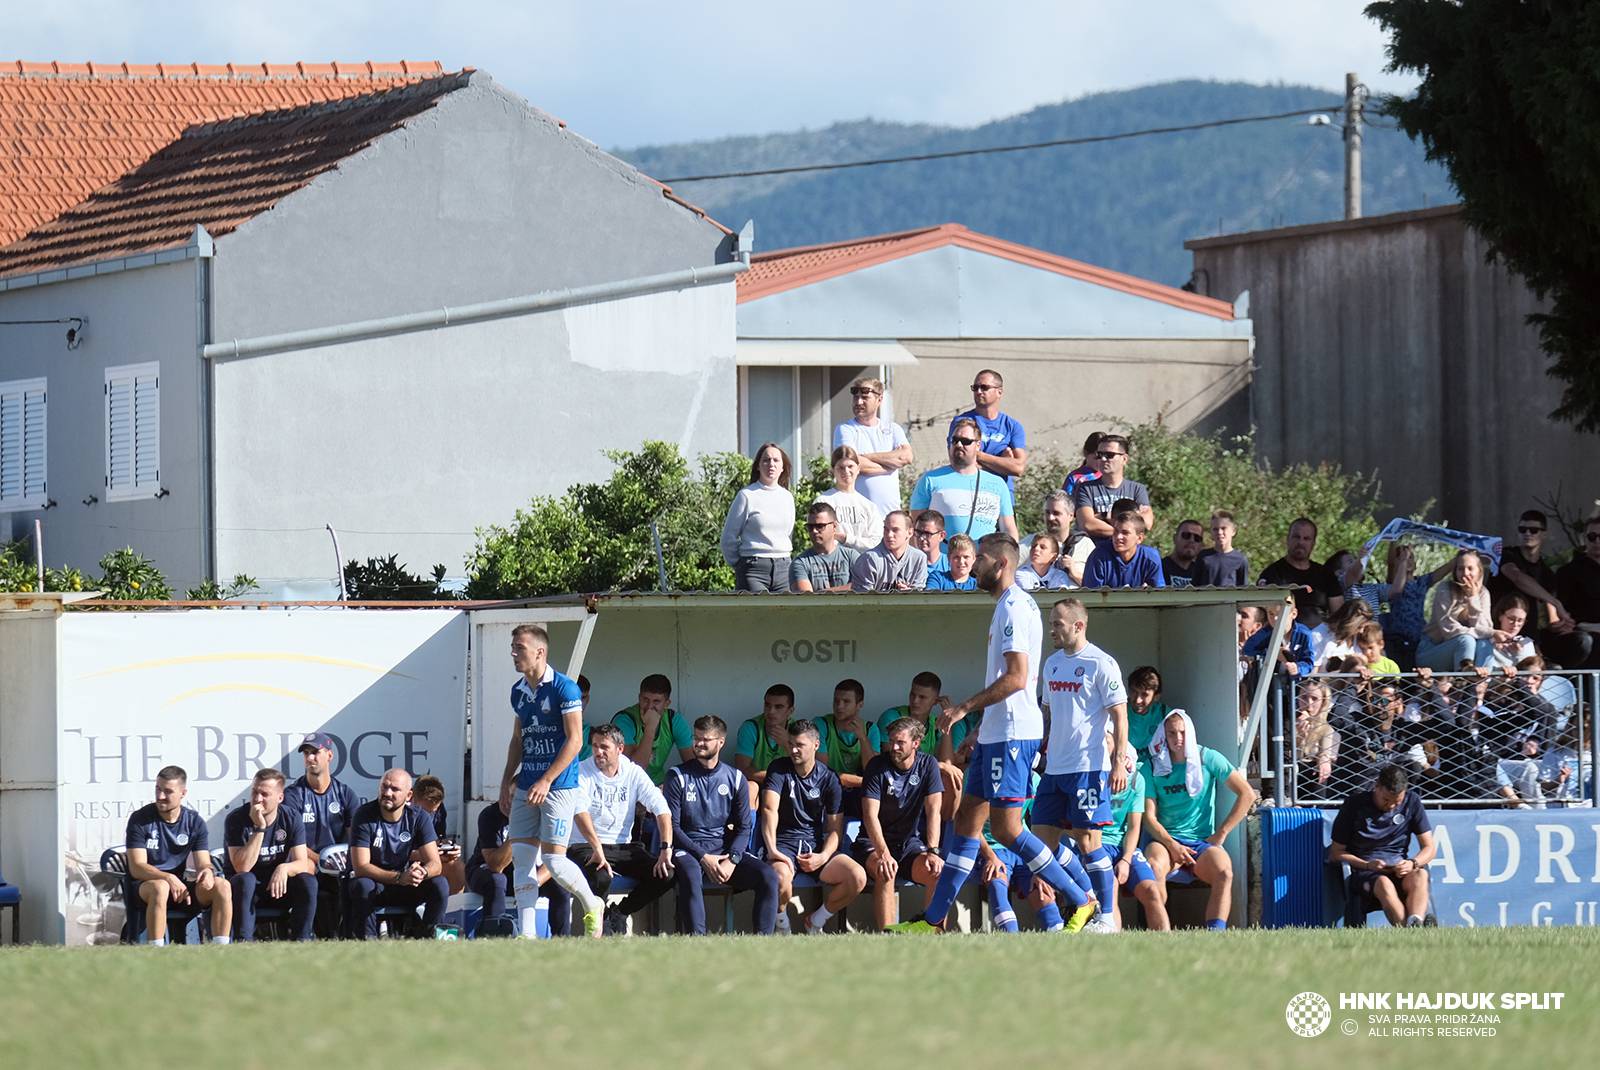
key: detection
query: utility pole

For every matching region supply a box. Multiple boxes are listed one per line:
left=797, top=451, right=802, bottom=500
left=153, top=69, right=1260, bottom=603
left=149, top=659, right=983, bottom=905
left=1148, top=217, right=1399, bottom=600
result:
left=1344, top=72, right=1364, bottom=220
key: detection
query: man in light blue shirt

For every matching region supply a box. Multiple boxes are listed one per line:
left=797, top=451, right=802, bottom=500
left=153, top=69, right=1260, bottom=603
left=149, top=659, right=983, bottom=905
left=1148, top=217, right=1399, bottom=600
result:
left=910, top=418, right=1017, bottom=542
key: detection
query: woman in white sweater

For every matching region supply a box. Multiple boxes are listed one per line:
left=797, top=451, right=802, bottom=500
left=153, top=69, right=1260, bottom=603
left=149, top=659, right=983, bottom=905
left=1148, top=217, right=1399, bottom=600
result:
left=720, top=442, right=796, bottom=592
left=815, top=445, right=884, bottom=552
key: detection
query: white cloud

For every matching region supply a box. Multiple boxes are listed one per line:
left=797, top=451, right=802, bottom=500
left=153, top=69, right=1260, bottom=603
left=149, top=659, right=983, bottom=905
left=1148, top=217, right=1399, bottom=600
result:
left=4, top=0, right=1417, bottom=146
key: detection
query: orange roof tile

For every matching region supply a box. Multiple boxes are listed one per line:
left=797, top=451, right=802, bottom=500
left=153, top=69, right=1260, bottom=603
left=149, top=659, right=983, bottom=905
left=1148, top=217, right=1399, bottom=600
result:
left=738, top=223, right=1236, bottom=320
left=0, top=74, right=469, bottom=278
left=0, top=60, right=446, bottom=247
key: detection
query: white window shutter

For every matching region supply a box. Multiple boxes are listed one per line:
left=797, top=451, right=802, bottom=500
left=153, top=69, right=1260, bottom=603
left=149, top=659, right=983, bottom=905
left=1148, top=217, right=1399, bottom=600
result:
left=0, top=377, right=47, bottom=511
left=105, top=362, right=159, bottom=501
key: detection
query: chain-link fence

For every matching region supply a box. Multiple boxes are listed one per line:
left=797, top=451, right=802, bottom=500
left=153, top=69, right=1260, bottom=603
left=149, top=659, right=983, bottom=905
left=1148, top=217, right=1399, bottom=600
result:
left=1272, top=669, right=1597, bottom=808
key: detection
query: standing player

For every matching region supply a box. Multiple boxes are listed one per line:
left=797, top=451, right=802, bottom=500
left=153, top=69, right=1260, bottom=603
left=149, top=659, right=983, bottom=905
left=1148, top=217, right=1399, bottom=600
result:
left=1033, top=599, right=1129, bottom=932
left=890, top=532, right=1097, bottom=933
left=498, top=623, right=606, bottom=939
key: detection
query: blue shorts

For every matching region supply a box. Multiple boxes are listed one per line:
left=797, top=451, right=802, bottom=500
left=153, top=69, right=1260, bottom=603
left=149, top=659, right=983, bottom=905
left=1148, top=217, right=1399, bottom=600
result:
left=1031, top=770, right=1112, bottom=829
left=967, top=739, right=1040, bottom=807
left=988, top=844, right=1035, bottom=897
left=851, top=834, right=928, bottom=872
left=1164, top=836, right=1217, bottom=870
left=1116, top=846, right=1155, bottom=888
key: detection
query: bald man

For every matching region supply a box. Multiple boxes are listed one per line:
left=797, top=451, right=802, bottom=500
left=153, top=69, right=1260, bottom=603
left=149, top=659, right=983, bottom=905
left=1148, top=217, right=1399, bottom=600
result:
left=347, top=768, right=449, bottom=939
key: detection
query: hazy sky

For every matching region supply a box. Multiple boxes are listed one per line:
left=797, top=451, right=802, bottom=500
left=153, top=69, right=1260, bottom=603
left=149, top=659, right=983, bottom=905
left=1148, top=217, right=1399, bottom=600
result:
left=10, top=1, right=1416, bottom=148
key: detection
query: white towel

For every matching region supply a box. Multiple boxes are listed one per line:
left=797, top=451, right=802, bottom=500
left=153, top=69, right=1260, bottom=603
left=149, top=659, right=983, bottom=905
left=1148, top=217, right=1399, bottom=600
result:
left=1149, top=708, right=1205, bottom=798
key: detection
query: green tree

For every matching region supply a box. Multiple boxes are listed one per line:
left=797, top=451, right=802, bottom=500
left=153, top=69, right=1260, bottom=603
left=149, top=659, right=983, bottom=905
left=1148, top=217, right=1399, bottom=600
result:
left=96, top=548, right=172, bottom=600
left=1369, top=0, right=1600, bottom=432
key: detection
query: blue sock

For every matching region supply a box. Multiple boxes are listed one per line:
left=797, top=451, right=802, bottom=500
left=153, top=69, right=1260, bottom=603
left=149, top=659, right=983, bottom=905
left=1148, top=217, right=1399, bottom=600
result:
left=1007, top=829, right=1089, bottom=908
left=987, top=880, right=1018, bottom=933
left=1084, top=846, right=1116, bottom=919
left=1206, top=918, right=1228, bottom=931
left=1037, top=900, right=1064, bottom=931
left=1051, top=840, right=1096, bottom=898
left=925, top=834, right=979, bottom=926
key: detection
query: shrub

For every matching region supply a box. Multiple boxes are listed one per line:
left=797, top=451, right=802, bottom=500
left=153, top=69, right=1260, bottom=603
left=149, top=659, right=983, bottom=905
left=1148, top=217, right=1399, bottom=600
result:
left=96, top=548, right=172, bottom=600
left=1013, top=422, right=1395, bottom=574
left=343, top=556, right=454, bottom=601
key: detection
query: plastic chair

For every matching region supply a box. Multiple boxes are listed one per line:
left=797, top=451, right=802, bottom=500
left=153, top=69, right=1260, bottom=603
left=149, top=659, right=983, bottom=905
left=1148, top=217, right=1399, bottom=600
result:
left=0, top=868, right=20, bottom=944
left=100, top=847, right=210, bottom=944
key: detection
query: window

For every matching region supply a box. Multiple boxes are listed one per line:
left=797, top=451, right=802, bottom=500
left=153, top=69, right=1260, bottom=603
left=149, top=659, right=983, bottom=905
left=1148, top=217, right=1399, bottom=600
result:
left=0, top=377, right=47, bottom=511
left=104, top=362, right=160, bottom=501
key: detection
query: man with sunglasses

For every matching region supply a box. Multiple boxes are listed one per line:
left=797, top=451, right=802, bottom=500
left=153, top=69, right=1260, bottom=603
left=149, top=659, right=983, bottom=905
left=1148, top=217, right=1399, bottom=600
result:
left=1547, top=516, right=1600, bottom=669
left=1071, top=434, right=1153, bottom=552
left=1489, top=509, right=1572, bottom=640
left=1161, top=519, right=1207, bottom=588
left=950, top=369, right=1027, bottom=489
left=790, top=502, right=859, bottom=593
left=834, top=377, right=913, bottom=514
left=910, top=417, right=1018, bottom=543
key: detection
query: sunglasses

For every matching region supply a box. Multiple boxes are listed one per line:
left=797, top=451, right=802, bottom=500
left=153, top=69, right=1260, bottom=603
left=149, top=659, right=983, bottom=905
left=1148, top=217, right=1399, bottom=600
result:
left=1178, top=531, right=1204, bottom=542
left=913, top=529, right=941, bottom=538
left=1518, top=526, right=1545, bottom=535
left=1096, top=450, right=1125, bottom=461
left=849, top=388, right=880, bottom=397
left=970, top=383, right=998, bottom=392
left=806, top=521, right=833, bottom=530
left=1588, top=532, right=1600, bottom=543
left=951, top=436, right=979, bottom=446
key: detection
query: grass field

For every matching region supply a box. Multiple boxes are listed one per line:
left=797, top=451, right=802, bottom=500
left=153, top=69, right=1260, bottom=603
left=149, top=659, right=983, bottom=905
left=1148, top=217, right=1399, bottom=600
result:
left=4, top=928, right=1597, bottom=1068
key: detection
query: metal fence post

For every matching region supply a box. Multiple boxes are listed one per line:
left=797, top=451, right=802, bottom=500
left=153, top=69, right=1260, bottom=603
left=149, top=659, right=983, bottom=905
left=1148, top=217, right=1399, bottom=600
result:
left=1586, top=671, right=1597, bottom=809
left=1271, top=676, right=1287, bottom=807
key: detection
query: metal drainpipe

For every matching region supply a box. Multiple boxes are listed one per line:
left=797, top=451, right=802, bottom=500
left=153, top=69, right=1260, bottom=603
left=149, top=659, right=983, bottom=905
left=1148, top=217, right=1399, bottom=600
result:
left=202, top=261, right=748, bottom=362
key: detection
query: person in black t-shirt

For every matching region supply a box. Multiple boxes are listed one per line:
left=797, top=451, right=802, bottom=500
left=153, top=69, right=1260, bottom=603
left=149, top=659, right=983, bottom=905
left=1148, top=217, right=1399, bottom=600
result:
left=1161, top=518, right=1206, bottom=587
left=224, top=768, right=316, bottom=941
left=1328, top=764, right=1436, bottom=927
left=124, top=765, right=233, bottom=944
left=1259, top=517, right=1344, bottom=627
left=1489, top=509, right=1571, bottom=639
left=759, top=719, right=866, bottom=934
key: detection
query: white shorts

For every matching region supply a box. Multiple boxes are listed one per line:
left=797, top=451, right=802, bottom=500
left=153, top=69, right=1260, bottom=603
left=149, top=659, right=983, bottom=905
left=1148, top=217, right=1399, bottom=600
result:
left=509, top=786, right=583, bottom=846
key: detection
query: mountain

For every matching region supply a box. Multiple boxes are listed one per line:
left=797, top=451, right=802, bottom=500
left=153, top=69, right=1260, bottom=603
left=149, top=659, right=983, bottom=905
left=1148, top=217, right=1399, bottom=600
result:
left=617, top=80, right=1455, bottom=286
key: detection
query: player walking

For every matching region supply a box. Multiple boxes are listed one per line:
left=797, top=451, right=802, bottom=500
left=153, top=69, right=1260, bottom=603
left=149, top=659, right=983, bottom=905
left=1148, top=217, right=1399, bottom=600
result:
left=1032, top=599, right=1129, bottom=932
left=890, top=533, right=1097, bottom=933
left=499, top=623, right=606, bottom=939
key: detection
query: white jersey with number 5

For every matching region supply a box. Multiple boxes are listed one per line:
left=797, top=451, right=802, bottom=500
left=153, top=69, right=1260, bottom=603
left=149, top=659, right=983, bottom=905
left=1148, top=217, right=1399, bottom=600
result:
left=1042, top=642, right=1124, bottom=774
left=976, top=583, right=1044, bottom=745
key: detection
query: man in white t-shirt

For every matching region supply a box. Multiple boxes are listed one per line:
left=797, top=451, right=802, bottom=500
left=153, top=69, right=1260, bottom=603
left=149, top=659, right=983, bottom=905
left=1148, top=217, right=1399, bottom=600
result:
left=889, top=533, right=1097, bottom=934
left=833, top=377, right=912, bottom=514
left=1034, top=599, right=1129, bottom=932
left=563, top=725, right=676, bottom=934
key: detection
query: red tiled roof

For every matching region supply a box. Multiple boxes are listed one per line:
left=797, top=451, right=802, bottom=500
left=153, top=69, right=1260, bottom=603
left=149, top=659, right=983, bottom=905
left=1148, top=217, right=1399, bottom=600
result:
left=0, top=60, right=446, bottom=247
left=0, top=74, right=469, bottom=278
left=738, top=223, right=1236, bottom=319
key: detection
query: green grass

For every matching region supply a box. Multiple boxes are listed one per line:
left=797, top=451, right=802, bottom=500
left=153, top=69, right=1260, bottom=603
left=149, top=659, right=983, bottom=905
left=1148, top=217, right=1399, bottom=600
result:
left=4, top=929, right=1597, bottom=1068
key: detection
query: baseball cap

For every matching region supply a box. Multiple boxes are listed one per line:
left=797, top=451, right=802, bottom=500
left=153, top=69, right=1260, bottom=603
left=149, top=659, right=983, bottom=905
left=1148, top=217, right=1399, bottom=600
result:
left=299, top=731, right=337, bottom=753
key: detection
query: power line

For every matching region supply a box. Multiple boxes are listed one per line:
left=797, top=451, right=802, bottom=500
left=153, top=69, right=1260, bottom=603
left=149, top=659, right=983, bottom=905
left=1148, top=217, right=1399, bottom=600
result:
left=658, top=106, right=1342, bottom=183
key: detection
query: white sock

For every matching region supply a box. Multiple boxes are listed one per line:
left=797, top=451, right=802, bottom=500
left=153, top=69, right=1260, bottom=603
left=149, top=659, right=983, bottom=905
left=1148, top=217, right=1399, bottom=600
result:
left=211, top=934, right=231, bottom=945
left=512, top=842, right=542, bottom=938
left=545, top=853, right=601, bottom=915
left=1405, top=914, right=1423, bottom=927
left=148, top=936, right=168, bottom=946
left=809, top=904, right=834, bottom=930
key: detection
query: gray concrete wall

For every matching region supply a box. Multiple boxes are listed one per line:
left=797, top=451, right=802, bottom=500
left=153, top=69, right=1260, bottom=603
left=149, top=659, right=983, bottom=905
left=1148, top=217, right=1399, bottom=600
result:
left=0, top=261, right=204, bottom=587
left=210, top=282, right=736, bottom=596
left=1187, top=207, right=1598, bottom=535
left=212, top=73, right=733, bottom=341
left=889, top=337, right=1253, bottom=504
